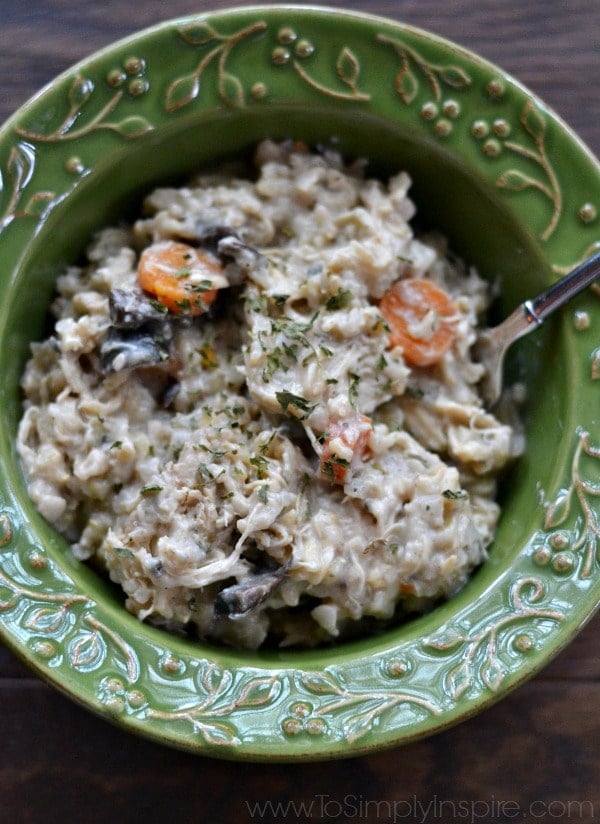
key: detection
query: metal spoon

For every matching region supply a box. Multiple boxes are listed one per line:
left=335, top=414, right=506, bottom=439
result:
left=474, top=250, right=600, bottom=406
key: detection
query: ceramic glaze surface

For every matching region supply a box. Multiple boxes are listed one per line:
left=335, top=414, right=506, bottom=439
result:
left=0, top=6, right=598, bottom=760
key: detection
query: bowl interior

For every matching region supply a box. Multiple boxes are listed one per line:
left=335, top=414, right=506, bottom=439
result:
left=1, top=104, right=557, bottom=655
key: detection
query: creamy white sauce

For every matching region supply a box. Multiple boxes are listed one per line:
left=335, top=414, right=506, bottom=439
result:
left=17, top=141, right=521, bottom=648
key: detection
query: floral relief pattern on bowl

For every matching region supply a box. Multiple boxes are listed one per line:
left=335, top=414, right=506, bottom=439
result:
left=0, top=6, right=599, bottom=760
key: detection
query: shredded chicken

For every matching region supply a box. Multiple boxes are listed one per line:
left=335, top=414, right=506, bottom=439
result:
left=17, top=140, right=522, bottom=648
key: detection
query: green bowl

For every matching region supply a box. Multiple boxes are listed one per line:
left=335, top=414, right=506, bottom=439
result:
left=0, top=5, right=599, bottom=760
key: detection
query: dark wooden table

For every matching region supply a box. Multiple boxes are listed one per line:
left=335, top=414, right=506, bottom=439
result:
left=2, top=1, right=599, bottom=821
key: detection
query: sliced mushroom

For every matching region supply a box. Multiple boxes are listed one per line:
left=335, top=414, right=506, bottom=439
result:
left=195, top=220, right=238, bottom=251
left=100, top=326, right=172, bottom=373
left=108, top=287, right=167, bottom=329
left=214, top=565, right=288, bottom=618
left=217, top=235, right=267, bottom=285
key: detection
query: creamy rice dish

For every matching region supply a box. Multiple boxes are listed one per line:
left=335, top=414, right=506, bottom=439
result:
left=17, top=140, right=521, bottom=648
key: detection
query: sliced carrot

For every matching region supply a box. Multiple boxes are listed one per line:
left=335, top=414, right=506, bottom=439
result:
left=137, top=240, right=221, bottom=316
left=319, top=414, right=372, bottom=485
left=379, top=278, right=458, bottom=367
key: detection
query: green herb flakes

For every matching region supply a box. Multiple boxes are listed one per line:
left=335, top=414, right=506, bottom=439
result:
left=275, top=391, right=315, bottom=420
left=140, top=485, right=162, bottom=497
left=325, top=288, right=352, bottom=311
left=250, top=455, right=269, bottom=479
left=150, top=300, right=168, bottom=315
left=442, top=489, right=467, bottom=499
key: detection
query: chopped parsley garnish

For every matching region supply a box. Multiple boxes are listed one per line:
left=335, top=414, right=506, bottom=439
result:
left=262, top=346, right=292, bottom=382
left=187, top=279, right=215, bottom=293
left=406, top=385, right=425, bottom=399
left=197, top=463, right=214, bottom=481
left=259, top=432, right=277, bottom=454
left=376, top=354, right=387, bottom=373
left=348, top=372, right=361, bottom=407
left=269, top=311, right=319, bottom=352
left=275, top=391, right=316, bottom=420
left=442, top=489, right=467, bottom=499
left=325, top=288, right=352, bottom=311
left=250, top=455, right=269, bottom=479
left=140, top=485, right=162, bottom=497
left=371, top=316, right=390, bottom=335
left=321, top=454, right=350, bottom=483
left=246, top=295, right=269, bottom=314
left=257, top=484, right=270, bottom=504
left=150, top=300, right=168, bottom=315
left=283, top=342, right=298, bottom=360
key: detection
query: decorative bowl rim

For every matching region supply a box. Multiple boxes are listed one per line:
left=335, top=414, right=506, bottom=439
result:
left=0, top=4, right=599, bottom=761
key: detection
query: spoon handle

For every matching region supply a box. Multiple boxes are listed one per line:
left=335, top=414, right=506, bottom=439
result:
left=526, top=250, right=600, bottom=323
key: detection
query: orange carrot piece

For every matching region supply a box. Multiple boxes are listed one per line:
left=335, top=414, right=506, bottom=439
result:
left=319, top=414, right=372, bottom=485
left=379, top=278, right=458, bottom=367
left=137, top=240, right=221, bottom=316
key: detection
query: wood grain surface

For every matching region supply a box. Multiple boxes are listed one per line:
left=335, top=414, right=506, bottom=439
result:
left=1, top=1, right=598, bottom=821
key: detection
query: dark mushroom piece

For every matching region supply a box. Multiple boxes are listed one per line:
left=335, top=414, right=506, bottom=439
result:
left=217, top=235, right=267, bottom=284
left=214, top=564, right=288, bottom=618
left=195, top=220, right=239, bottom=251
left=100, top=326, right=172, bottom=373
left=100, top=285, right=178, bottom=373
left=108, top=287, right=169, bottom=328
